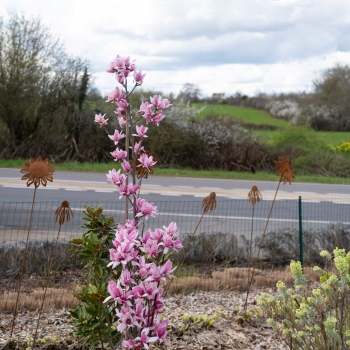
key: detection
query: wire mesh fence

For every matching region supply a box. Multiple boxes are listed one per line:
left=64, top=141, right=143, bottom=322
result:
left=1, top=197, right=349, bottom=263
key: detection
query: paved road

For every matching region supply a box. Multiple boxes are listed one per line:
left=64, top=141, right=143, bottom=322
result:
left=1, top=167, right=350, bottom=203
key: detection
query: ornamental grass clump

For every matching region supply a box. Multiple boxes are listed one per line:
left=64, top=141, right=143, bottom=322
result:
left=258, top=248, right=350, bottom=350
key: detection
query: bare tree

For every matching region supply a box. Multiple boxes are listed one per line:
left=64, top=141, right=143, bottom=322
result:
left=177, top=83, right=202, bottom=104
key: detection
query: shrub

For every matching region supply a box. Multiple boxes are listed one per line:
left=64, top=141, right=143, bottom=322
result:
left=258, top=248, right=350, bottom=349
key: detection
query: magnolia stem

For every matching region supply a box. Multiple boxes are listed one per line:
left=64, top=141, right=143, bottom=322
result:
left=10, top=186, right=37, bottom=338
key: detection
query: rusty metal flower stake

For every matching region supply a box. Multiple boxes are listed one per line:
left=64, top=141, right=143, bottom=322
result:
left=243, top=185, right=262, bottom=311
left=10, top=157, right=54, bottom=339
left=165, top=192, right=217, bottom=296
left=244, top=156, right=295, bottom=312
left=31, top=201, right=72, bottom=349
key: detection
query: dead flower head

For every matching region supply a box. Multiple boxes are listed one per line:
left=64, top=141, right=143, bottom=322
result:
left=20, top=156, right=54, bottom=187
left=248, top=185, right=262, bottom=205
left=55, top=200, right=73, bottom=225
left=202, top=192, right=217, bottom=213
left=274, top=156, right=295, bottom=185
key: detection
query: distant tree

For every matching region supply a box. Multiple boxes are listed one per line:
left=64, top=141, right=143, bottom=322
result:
left=313, top=64, right=350, bottom=131
left=0, top=12, right=91, bottom=159
left=178, top=83, right=202, bottom=103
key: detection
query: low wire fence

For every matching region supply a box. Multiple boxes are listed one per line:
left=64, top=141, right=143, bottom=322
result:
left=1, top=197, right=349, bottom=292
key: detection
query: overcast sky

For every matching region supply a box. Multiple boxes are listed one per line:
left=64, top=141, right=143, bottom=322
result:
left=2, top=0, right=350, bottom=97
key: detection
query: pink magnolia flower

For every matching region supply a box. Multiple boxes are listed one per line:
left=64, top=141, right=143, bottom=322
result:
left=150, top=95, right=171, bottom=110
left=163, top=222, right=178, bottom=237
left=110, top=148, right=127, bottom=161
left=116, top=305, right=141, bottom=332
left=134, top=141, right=144, bottom=154
left=120, top=269, right=135, bottom=287
left=118, top=184, right=140, bottom=198
left=154, top=318, right=168, bottom=343
left=145, top=260, right=175, bottom=283
left=140, top=239, right=159, bottom=258
left=104, top=280, right=132, bottom=306
left=121, top=160, right=131, bottom=173
left=108, top=129, right=125, bottom=144
left=151, top=113, right=165, bottom=126
left=135, top=198, right=157, bottom=220
left=118, top=116, right=127, bottom=128
left=106, top=87, right=126, bottom=103
left=139, top=101, right=153, bottom=122
left=94, top=113, right=108, bottom=126
left=106, top=169, right=127, bottom=187
left=134, top=70, right=146, bottom=86
left=138, top=153, right=157, bottom=172
left=133, top=125, right=148, bottom=138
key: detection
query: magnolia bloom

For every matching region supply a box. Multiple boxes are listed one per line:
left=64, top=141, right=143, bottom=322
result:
left=134, top=141, right=144, bottom=153
left=139, top=101, right=153, bottom=122
left=116, top=305, right=141, bottom=332
left=133, top=125, right=148, bottom=138
left=108, top=129, right=125, bottom=144
left=150, top=95, right=171, bottom=110
left=106, top=87, right=126, bottom=103
left=134, top=70, right=146, bottom=85
left=151, top=112, right=165, bottom=126
left=121, top=160, right=131, bottom=173
left=110, top=148, right=127, bottom=161
left=135, top=198, right=157, bottom=220
left=145, top=260, right=175, bottom=283
left=118, top=184, right=140, bottom=198
left=106, top=168, right=127, bottom=187
left=118, top=116, right=127, bottom=128
left=94, top=113, right=108, bottom=126
left=154, top=318, right=168, bottom=343
left=138, top=153, right=157, bottom=172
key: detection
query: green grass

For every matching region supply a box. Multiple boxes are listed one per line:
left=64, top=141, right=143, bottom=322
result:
left=2, top=159, right=350, bottom=184
left=254, top=129, right=350, bottom=147
left=193, top=103, right=289, bottom=127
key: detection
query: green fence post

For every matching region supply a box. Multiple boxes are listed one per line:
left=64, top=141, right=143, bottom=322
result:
left=298, top=196, right=304, bottom=270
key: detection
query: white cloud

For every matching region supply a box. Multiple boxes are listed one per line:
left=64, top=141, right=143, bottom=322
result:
left=1, top=0, right=350, bottom=96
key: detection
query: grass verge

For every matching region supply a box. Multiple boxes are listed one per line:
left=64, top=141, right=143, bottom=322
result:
left=1, top=159, right=350, bottom=184
left=192, top=103, right=289, bottom=127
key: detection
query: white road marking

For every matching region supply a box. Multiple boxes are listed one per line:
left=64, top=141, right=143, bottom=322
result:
left=200, top=187, right=221, bottom=190
left=295, top=192, right=316, bottom=194
left=302, top=200, right=321, bottom=203
left=326, top=193, right=349, bottom=196
left=2, top=185, right=32, bottom=189
left=160, top=193, right=181, bottom=196
left=174, top=186, right=194, bottom=188
left=65, top=188, right=87, bottom=191
left=95, top=190, right=114, bottom=193
left=69, top=207, right=350, bottom=225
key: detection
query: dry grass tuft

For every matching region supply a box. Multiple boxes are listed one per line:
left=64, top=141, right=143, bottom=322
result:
left=168, top=266, right=320, bottom=294
left=0, top=288, right=79, bottom=313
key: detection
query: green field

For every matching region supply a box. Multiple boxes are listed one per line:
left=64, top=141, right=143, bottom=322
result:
left=253, top=129, right=350, bottom=147
left=192, top=103, right=350, bottom=147
left=193, top=103, right=289, bottom=127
